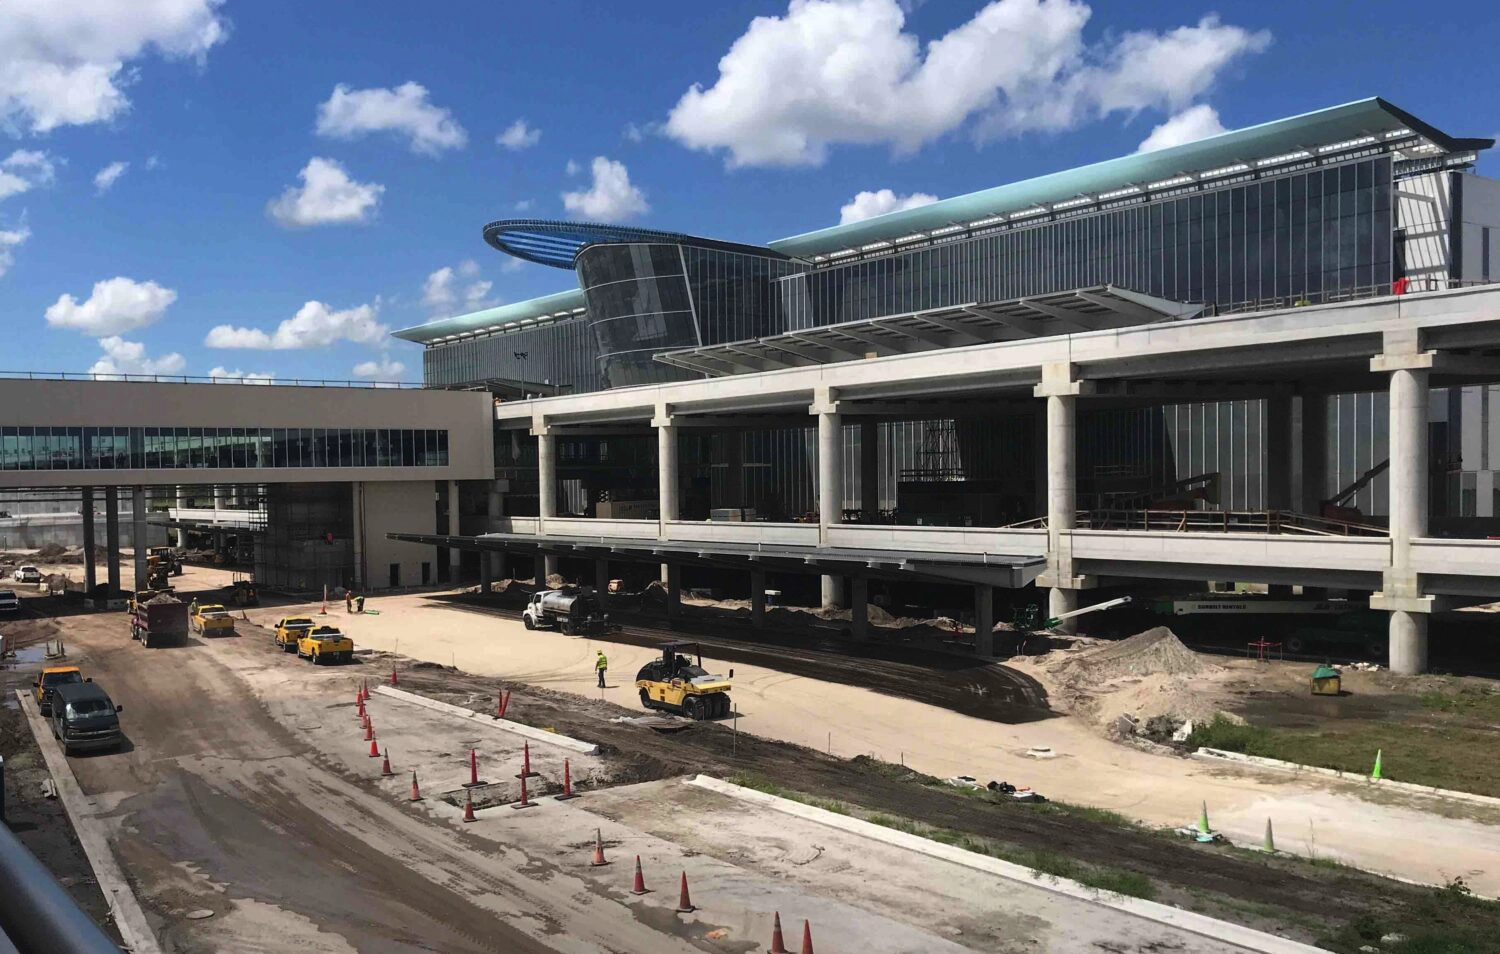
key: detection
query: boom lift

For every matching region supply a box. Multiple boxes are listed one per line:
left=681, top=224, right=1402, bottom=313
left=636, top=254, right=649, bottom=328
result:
left=1012, top=596, right=1133, bottom=634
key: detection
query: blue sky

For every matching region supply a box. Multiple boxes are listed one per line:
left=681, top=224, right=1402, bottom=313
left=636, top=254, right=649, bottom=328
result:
left=2, top=0, right=1497, bottom=383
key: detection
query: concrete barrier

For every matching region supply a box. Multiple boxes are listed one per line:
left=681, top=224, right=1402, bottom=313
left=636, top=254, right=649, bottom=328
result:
left=1193, top=747, right=1500, bottom=809
left=371, top=685, right=598, bottom=755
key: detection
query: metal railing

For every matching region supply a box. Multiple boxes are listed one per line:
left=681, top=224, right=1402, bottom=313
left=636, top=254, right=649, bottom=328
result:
left=0, top=370, right=424, bottom=389
left=1004, top=509, right=1388, bottom=537
left=0, top=821, right=121, bottom=953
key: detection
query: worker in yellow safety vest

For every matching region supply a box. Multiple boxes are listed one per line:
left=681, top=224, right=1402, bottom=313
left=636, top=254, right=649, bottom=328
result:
left=595, top=651, right=608, bottom=688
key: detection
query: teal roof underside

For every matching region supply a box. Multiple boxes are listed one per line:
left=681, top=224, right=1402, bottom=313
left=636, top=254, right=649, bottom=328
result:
left=767, top=97, right=1492, bottom=259
left=392, top=288, right=587, bottom=343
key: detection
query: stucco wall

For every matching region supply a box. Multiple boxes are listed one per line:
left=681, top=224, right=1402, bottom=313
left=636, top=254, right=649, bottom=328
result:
left=356, top=480, right=437, bottom=589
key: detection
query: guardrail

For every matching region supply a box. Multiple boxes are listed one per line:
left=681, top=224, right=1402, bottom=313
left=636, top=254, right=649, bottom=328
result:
left=0, top=822, right=121, bottom=954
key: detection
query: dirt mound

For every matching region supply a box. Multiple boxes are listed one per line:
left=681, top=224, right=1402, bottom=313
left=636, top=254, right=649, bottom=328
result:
left=545, top=574, right=566, bottom=588
left=1055, top=626, right=1211, bottom=685
left=143, top=592, right=181, bottom=605
left=34, top=543, right=68, bottom=560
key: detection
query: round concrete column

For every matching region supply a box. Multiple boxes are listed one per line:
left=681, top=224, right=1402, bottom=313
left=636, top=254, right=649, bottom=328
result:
left=1048, top=587, right=1079, bottom=635
left=537, top=432, right=557, bottom=520
left=1389, top=610, right=1428, bottom=675
left=818, top=409, right=843, bottom=608
left=1388, top=367, right=1429, bottom=549
left=657, top=421, right=678, bottom=524
left=1046, top=391, right=1078, bottom=630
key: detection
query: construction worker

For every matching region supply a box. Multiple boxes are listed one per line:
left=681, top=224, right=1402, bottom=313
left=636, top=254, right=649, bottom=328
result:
left=595, top=650, right=608, bottom=688
left=344, top=590, right=353, bottom=613
left=189, top=598, right=199, bottom=617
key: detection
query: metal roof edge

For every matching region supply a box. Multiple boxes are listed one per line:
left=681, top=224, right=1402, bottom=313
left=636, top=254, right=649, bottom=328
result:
left=391, top=288, right=588, bottom=343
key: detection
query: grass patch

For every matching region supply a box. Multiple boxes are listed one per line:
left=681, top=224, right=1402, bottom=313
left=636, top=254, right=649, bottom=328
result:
left=1320, top=878, right=1500, bottom=954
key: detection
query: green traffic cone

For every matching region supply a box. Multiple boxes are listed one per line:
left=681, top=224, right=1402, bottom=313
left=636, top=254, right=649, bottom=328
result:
left=1263, top=818, right=1275, bottom=853
left=1371, top=749, right=1384, bottom=781
left=1195, top=800, right=1213, bottom=841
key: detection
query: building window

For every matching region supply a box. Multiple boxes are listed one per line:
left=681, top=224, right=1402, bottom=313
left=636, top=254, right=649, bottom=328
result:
left=0, top=425, right=449, bottom=471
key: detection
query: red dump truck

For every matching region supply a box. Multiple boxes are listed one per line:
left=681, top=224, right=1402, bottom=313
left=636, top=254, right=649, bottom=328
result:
left=130, top=596, right=189, bottom=648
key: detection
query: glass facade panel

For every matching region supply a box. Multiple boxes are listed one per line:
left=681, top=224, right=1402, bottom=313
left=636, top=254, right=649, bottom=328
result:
left=0, top=426, right=449, bottom=471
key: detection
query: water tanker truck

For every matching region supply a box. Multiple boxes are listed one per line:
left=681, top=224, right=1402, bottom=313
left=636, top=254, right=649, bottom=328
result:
left=522, top=588, right=619, bottom=636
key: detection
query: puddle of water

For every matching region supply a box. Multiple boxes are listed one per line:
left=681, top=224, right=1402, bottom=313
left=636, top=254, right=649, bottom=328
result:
left=1, top=644, right=48, bottom=668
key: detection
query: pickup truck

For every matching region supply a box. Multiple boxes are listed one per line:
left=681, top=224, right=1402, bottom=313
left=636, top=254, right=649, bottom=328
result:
left=274, top=616, right=316, bottom=653
left=50, top=682, right=123, bottom=755
left=13, top=565, right=41, bottom=584
left=190, top=603, right=235, bottom=636
left=297, top=625, right=353, bottom=665
left=33, top=666, right=85, bottom=715
left=0, top=588, right=19, bottom=613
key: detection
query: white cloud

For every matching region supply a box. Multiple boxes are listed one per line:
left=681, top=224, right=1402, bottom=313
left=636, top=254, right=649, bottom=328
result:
left=0, top=150, right=56, bottom=201
left=0, top=0, right=227, bottom=134
left=45, top=276, right=177, bottom=336
left=564, top=159, right=580, bottom=176
left=561, top=156, right=648, bottom=222
left=838, top=188, right=939, bottom=225
left=423, top=263, right=495, bottom=316
left=0, top=223, right=29, bottom=278
left=93, top=160, right=128, bottom=193
left=315, top=82, right=467, bottom=155
left=88, top=336, right=186, bottom=378
left=496, top=119, right=541, bottom=150
left=204, top=300, right=386, bottom=350
left=352, top=356, right=406, bottom=383
left=664, top=0, right=1269, bottom=167
left=208, top=366, right=274, bottom=384
left=267, top=157, right=384, bottom=228
left=500, top=257, right=524, bottom=274
left=1136, top=103, right=1226, bottom=152
left=514, top=199, right=535, bottom=212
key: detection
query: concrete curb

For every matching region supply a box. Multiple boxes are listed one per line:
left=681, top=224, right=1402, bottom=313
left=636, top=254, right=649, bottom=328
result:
left=372, top=685, right=599, bottom=755
left=1193, top=748, right=1500, bottom=809
left=15, top=690, right=162, bottom=954
left=687, top=774, right=1323, bottom=954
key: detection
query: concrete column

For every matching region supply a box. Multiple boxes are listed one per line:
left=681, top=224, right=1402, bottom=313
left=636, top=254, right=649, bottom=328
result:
left=665, top=563, right=681, bottom=619
left=723, top=430, right=744, bottom=509
left=1265, top=393, right=1293, bottom=511
left=535, top=424, right=557, bottom=524
left=351, top=482, right=365, bottom=591
left=1048, top=586, right=1079, bottom=630
left=104, top=488, right=120, bottom=594
left=813, top=388, right=843, bottom=608
left=850, top=576, right=869, bottom=642
left=1035, top=363, right=1089, bottom=633
left=595, top=558, right=609, bottom=595
left=750, top=568, right=767, bottom=629
left=654, top=406, right=678, bottom=534
left=81, top=487, right=96, bottom=596
left=533, top=554, right=546, bottom=586
left=543, top=555, right=559, bottom=581
left=859, top=419, right=879, bottom=520
left=446, top=479, right=461, bottom=582
left=1370, top=340, right=1434, bottom=674
left=131, top=486, right=147, bottom=591
left=478, top=549, right=491, bottom=596
left=974, top=585, right=995, bottom=657
left=1297, top=393, right=1329, bottom=514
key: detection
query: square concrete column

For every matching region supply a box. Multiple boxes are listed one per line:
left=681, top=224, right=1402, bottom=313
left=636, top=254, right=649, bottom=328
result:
left=654, top=405, right=678, bottom=535
left=1264, top=393, right=1293, bottom=512
left=81, top=487, right=97, bottom=596
left=859, top=419, right=879, bottom=520
left=446, top=479, right=461, bottom=581
left=104, top=488, right=120, bottom=594
left=131, top=486, right=147, bottom=591
left=813, top=388, right=844, bottom=608
left=544, top=555, right=559, bottom=581
left=974, top=585, right=995, bottom=657
left=850, top=576, right=869, bottom=642
left=1035, top=364, right=1089, bottom=633
left=533, top=553, right=547, bottom=586
left=1370, top=339, right=1436, bottom=675
left=595, top=558, right=610, bottom=595
left=665, top=563, right=682, bottom=619
left=351, top=482, right=366, bottom=591
left=750, top=568, right=766, bottom=629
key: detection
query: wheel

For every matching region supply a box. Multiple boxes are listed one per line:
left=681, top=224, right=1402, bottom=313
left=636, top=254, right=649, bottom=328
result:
left=560, top=620, right=572, bottom=636
left=684, top=696, right=702, bottom=721
left=639, top=688, right=654, bottom=710
left=717, top=695, right=731, bottom=719
left=313, top=651, right=323, bottom=666
left=523, top=615, right=535, bottom=631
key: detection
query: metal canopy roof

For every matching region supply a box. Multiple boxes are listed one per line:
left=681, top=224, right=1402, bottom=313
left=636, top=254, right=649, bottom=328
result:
left=392, top=289, right=587, bottom=345
left=387, top=531, right=1046, bottom=587
left=768, top=98, right=1493, bottom=261
left=653, top=285, right=1203, bottom=377
left=482, top=219, right=786, bottom=270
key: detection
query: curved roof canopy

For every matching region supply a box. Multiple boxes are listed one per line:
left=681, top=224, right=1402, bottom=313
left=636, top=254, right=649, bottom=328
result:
left=768, top=98, right=1493, bottom=260
left=483, top=219, right=784, bottom=270
left=392, top=288, right=587, bottom=344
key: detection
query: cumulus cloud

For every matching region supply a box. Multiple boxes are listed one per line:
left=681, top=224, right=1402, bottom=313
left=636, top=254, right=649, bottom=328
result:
left=315, top=82, right=467, bottom=155
left=45, top=276, right=177, bottom=336
left=838, top=188, right=939, bottom=225
left=88, top=336, right=186, bottom=378
left=0, top=223, right=29, bottom=278
left=664, top=0, right=1269, bottom=167
left=0, top=150, right=56, bottom=201
left=496, top=119, right=541, bottom=150
left=208, top=366, right=275, bottom=384
left=564, top=159, right=580, bottom=176
left=1136, top=103, right=1226, bottom=152
left=0, top=0, right=227, bottom=134
left=423, top=261, right=495, bottom=316
left=561, top=157, right=648, bottom=222
left=204, top=300, right=386, bottom=350
left=93, top=160, right=128, bottom=193
left=267, top=157, right=384, bottom=228
left=352, top=356, right=406, bottom=383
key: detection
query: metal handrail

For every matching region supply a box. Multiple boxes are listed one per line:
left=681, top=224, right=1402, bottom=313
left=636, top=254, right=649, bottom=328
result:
left=0, top=370, right=423, bottom=389
left=0, top=822, right=121, bottom=954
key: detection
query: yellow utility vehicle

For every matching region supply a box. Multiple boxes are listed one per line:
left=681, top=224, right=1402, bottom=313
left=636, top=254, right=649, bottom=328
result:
left=297, top=625, right=353, bottom=665
left=273, top=616, right=317, bottom=653
left=190, top=603, right=235, bottom=636
left=33, top=666, right=85, bottom=715
left=635, top=642, right=733, bottom=720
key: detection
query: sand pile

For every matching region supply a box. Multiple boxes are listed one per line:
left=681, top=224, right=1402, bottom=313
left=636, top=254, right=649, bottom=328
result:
left=1055, top=626, right=1213, bottom=685
left=1040, top=627, right=1228, bottom=733
left=34, top=542, right=69, bottom=560
left=143, top=592, right=181, bottom=605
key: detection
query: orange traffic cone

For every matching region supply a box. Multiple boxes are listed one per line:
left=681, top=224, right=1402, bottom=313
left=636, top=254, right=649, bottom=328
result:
left=768, top=912, right=789, bottom=954
left=799, top=919, right=814, bottom=954
left=675, top=871, right=694, bottom=913
left=364, top=718, right=374, bottom=742
left=368, top=735, right=380, bottom=758
left=554, top=759, right=579, bottom=801
left=462, top=789, right=477, bottom=823
left=380, top=748, right=394, bottom=777
left=512, top=770, right=537, bottom=810
left=409, top=770, right=423, bottom=802
left=356, top=697, right=365, bottom=719
left=630, top=855, right=648, bottom=895
left=589, top=828, right=609, bottom=866
left=516, top=741, right=538, bottom=778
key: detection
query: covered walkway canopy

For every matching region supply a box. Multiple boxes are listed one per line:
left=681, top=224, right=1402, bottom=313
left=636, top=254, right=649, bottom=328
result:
left=654, top=285, right=1203, bottom=376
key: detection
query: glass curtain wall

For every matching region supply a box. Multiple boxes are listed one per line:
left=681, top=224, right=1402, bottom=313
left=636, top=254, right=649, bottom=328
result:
left=0, top=426, right=449, bottom=470
left=577, top=244, right=702, bottom=388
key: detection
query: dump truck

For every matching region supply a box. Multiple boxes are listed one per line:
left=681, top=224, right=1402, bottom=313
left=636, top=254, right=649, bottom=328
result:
left=274, top=616, right=317, bottom=652
left=130, top=595, right=189, bottom=648
left=191, top=603, right=235, bottom=636
left=636, top=642, right=733, bottom=720
left=297, top=625, right=353, bottom=665
left=521, top=588, right=618, bottom=636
